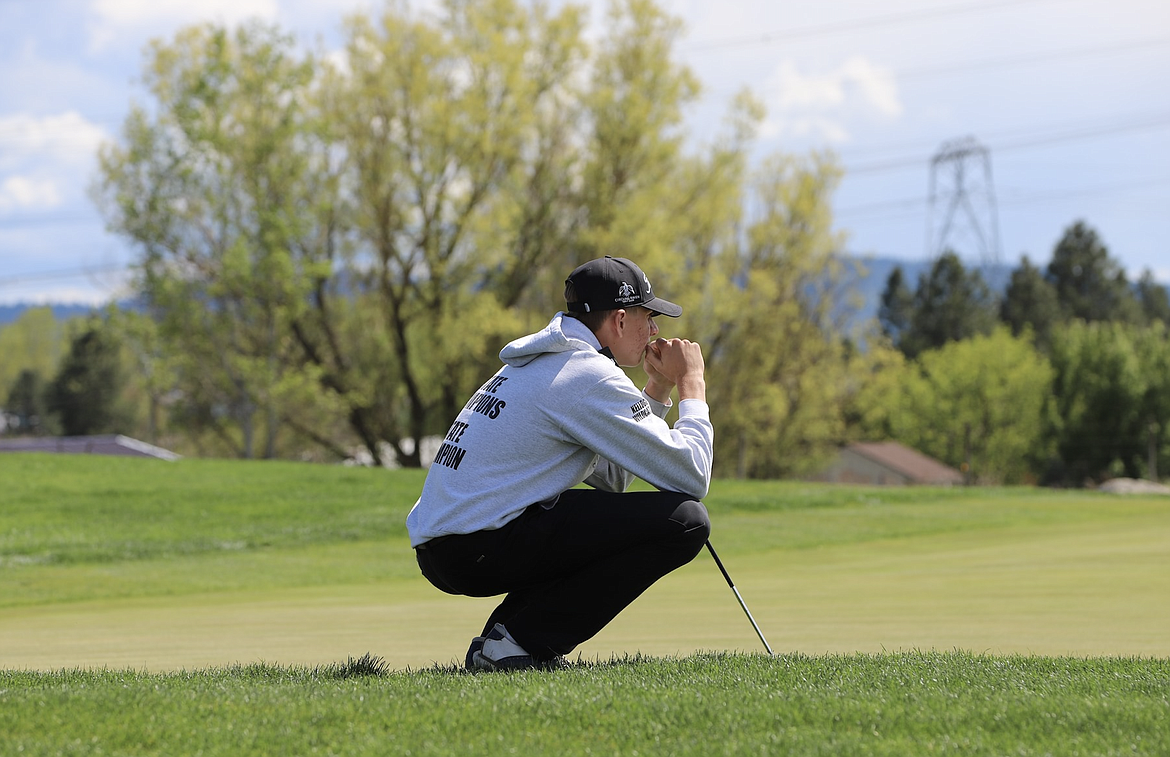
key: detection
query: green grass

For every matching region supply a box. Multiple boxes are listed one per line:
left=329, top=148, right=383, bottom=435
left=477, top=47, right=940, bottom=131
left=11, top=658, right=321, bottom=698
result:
left=1, top=653, right=1167, bottom=756
left=2, top=453, right=1169, bottom=755
left=1, top=454, right=424, bottom=564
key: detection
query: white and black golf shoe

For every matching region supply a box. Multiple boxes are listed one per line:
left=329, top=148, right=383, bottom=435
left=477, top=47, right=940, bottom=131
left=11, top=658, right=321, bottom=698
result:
left=470, top=624, right=567, bottom=672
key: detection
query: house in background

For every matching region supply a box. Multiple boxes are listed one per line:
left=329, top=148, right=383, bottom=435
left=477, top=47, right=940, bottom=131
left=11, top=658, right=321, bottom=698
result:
left=812, top=441, right=964, bottom=486
left=0, top=435, right=180, bottom=461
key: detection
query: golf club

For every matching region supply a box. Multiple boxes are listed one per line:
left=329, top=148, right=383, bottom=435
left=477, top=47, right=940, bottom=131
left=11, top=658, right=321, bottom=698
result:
left=705, top=540, right=774, bottom=656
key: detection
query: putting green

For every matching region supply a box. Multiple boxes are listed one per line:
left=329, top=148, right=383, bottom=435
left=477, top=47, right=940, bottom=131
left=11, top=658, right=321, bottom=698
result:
left=3, top=510, right=1166, bottom=671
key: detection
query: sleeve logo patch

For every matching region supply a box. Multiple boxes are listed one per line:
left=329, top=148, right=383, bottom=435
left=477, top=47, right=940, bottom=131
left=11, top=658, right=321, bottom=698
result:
left=631, top=399, right=652, bottom=422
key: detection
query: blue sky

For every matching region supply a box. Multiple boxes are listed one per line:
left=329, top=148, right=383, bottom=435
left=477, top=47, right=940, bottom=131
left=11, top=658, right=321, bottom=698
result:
left=1, top=0, right=1167, bottom=305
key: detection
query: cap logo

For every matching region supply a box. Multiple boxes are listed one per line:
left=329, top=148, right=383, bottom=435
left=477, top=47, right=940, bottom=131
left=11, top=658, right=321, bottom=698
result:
left=616, top=281, right=637, bottom=303
left=643, top=273, right=652, bottom=293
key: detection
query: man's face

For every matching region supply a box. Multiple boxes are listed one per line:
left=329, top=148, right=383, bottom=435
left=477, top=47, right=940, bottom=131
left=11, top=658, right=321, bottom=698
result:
left=613, top=307, right=660, bottom=367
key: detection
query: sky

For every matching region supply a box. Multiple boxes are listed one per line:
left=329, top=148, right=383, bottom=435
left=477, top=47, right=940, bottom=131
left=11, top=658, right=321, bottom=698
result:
left=0, top=0, right=1167, bottom=305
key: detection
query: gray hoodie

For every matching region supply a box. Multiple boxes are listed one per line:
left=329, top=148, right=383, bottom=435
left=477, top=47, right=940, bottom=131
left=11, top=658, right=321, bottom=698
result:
left=406, top=313, right=714, bottom=547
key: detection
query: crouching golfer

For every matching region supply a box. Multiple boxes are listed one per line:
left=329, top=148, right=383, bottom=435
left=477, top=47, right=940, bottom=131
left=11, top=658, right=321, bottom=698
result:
left=406, top=256, right=714, bottom=671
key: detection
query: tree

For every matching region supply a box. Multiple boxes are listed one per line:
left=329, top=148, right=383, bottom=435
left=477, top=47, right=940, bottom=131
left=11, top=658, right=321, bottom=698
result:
left=1046, top=221, right=1140, bottom=324
left=888, top=327, right=1054, bottom=484
left=95, top=22, right=335, bottom=459
left=5, top=369, right=51, bottom=435
left=103, top=307, right=185, bottom=448
left=693, top=151, right=856, bottom=479
left=0, top=307, right=68, bottom=396
left=572, top=0, right=701, bottom=273
left=1136, top=269, right=1170, bottom=326
left=1131, top=322, right=1170, bottom=481
left=840, top=339, right=912, bottom=443
left=96, top=0, right=749, bottom=466
left=307, top=0, right=595, bottom=465
left=895, top=251, right=997, bottom=359
left=877, top=266, right=913, bottom=345
left=1046, top=320, right=1158, bottom=484
left=1000, top=255, right=1061, bottom=352
left=45, top=321, right=131, bottom=436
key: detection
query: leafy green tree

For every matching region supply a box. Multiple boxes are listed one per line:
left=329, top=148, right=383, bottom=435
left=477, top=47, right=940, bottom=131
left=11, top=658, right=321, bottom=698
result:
left=96, top=0, right=750, bottom=466
left=0, top=307, right=68, bottom=395
left=573, top=0, right=700, bottom=273
left=5, top=369, right=52, bottom=435
left=1000, top=255, right=1061, bottom=352
left=693, top=151, right=856, bottom=479
left=878, top=266, right=913, bottom=345
left=1131, top=322, right=1170, bottom=480
left=103, top=307, right=183, bottom=448
left=1046, top=221, right=1140, bottom=324
left=897, top=251, right=997, bottom=359
left=888, top=327, right=1054, bottom=484
left=46, top=322, right=132, bottom=436
left=1136, top=269, right=1170, bottom=326
left=96, top=22, right=351, bottom=459
left=309, top=0, right=593, bottom=464
left=1046, top=320, right=1158, bottom=484
left=840, top=339, right=912, bottom=443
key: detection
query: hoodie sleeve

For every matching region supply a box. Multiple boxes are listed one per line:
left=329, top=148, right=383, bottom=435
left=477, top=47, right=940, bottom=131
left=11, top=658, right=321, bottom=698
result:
left=581, top=388, right=673, bottom=492
left=582, top=456, right=632, bottom=492
left=564, top=374, right=713, bottom=499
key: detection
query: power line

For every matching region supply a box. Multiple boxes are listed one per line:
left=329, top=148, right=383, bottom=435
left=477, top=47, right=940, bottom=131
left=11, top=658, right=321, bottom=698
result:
left=746, top=35, right=1166, bottom=107
left=0, top=213, right=100, bottom=228
left=996, top=114, right=1170, bottom=152
left=895, top=37, right=1170, bottom=82
left=0, top=264, right=128, bottom=289
left=1000, top=178, right=1170, bottom=207
left=683, top=0, right=1062, bottom=53
left=836, top=176, right=1170, bottom=220
left=845, top=112, right=1170, bottom=176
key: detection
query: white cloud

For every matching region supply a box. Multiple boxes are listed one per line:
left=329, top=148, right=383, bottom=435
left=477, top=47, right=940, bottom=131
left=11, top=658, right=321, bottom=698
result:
left=759, top=56, right=902, bottom=144
left=0, top=112, right=110, bottom=215
left=0, top=177, right=62, bottom=212
left=94, top=0, right=277, bottom=25
left=89, top=0, right=279, bottom=49
left=758, top=115, right=850, bottom=143
left=0, top=112, right=108, bottom=171
left=837, top=57, right=901, bottom=118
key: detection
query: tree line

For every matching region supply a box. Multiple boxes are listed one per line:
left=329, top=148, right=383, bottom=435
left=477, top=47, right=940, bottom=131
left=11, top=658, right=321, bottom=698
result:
left=871, top=221, right=1169, bottom=485
left=4, top=0, right=1167, bottom=485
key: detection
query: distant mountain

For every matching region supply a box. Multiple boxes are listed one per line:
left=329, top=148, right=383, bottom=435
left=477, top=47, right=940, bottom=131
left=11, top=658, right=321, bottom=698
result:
left=0, top=302, right=100, bottom=325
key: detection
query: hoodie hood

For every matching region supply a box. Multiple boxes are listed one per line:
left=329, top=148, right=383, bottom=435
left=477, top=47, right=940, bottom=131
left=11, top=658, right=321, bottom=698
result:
left=499, top=312, right=602, bottom=367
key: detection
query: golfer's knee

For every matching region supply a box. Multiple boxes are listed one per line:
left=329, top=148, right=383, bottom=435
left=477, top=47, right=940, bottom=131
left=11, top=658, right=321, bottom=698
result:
left=672, top=498, right=711, bottom=545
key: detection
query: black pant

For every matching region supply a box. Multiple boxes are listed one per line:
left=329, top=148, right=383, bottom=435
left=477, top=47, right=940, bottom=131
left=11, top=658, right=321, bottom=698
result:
left=414, top=489, right=710, bottom=661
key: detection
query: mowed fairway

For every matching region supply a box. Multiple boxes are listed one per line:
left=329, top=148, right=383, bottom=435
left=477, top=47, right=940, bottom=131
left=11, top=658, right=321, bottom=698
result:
left=2, top=454, right=1168, bottom=672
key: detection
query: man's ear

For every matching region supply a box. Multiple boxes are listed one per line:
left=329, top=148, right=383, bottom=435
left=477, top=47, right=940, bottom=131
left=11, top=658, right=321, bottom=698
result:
left=612, top=308, right=627, bottom=334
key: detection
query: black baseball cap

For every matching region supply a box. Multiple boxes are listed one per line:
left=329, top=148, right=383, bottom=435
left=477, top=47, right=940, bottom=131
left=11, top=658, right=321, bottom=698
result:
left=564, top=256, right=683, bottom=317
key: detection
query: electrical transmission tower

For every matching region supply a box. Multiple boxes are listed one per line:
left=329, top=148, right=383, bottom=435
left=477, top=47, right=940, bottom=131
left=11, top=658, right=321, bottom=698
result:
left=924, top=136, right=1001, bottom=266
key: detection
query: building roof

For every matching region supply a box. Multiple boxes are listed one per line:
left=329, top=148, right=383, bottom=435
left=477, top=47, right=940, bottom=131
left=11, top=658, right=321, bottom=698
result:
left=847, top=441, right=963, bottom=485
left=0, top=435, right=180, bottom=461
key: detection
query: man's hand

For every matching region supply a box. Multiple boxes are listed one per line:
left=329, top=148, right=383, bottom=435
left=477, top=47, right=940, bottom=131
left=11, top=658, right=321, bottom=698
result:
left=643, top=340, right=673, bottom=403
left=644, top=337, right=706, bottom=402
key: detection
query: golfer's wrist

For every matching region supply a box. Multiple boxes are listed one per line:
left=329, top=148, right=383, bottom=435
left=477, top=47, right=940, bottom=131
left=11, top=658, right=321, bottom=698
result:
left=676, top=377, right=706, bottom=402
left=644, top=378, right=674, bottom=404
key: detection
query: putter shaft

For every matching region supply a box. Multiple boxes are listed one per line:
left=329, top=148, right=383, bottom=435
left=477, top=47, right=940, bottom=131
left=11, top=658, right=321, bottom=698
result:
left=705, top=540, right=774, bottom=656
